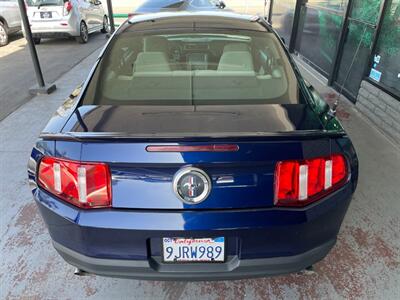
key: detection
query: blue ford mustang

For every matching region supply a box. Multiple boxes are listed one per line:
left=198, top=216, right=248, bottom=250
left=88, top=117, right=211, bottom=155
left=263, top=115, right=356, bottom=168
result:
left=28, top=12, right=358, bottom=280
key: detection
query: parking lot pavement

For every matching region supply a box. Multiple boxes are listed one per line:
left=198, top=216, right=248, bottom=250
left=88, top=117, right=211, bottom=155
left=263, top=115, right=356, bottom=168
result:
left=0, top=32, right=107, bottom=121
left=0, top=51, right=399, bottom=300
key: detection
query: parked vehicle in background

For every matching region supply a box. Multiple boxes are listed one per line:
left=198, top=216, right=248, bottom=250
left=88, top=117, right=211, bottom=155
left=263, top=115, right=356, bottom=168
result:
left=25, top=0, right=109, bottom=44
left=130, top=0, right=226, bottom=17
left=0, top=0, right=21, bottom=47
left=29, top=12, right=359, bottom=280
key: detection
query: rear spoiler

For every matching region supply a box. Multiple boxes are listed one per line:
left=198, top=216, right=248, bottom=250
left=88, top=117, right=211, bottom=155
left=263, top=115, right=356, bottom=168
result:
left=40, top=130, right=347, bottom=142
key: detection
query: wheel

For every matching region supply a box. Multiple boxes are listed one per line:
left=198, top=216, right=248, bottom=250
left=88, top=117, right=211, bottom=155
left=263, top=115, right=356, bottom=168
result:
left=0, top=21, right=9, bottom=47
left=76, top=21, right=89, bottom=44
left=101, top=16, right=110, bottom=34
left=33, top=37, right=41, bottom=45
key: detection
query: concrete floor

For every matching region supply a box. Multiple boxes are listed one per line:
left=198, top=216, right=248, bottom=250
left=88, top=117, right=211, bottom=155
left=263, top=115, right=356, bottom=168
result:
left=0, top=32, right=107, bottom=121
left=0, top=51, right=399, bottom=300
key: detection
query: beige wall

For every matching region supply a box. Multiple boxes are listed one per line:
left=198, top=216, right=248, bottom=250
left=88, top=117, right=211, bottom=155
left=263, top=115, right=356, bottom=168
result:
left=111, top=0, right=267, bottom=15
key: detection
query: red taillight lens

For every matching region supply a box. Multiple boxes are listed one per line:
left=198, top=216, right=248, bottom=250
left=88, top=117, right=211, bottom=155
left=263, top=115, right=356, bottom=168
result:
left=275, top=160, right=299, bottom=201
left=38, top=157, right=112, bottom=209
left=274, top=154, right=349, bottom=207
left=64, top=1, right=73, bottom=15
left=332, top=154, right=347, bottom=185
left=307, top=158, right=325, bottom=197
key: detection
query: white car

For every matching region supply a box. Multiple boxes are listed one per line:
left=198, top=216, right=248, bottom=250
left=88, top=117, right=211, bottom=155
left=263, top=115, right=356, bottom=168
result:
left=26, top=0, right=109, bottom=44
left=0, top=0, right=22, bottom=47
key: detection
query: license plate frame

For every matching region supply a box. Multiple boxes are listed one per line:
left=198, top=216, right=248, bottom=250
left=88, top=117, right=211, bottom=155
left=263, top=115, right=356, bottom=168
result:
left=162, top=237, right=226, bottom=263
left=40, top=12, right=53, bottom=19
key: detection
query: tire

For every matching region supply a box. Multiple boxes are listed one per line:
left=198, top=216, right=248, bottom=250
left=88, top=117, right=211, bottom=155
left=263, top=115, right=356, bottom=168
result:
left=76, top=21, right=89, bottom=44
left=0, top=21, right=9, bottom=47
left=33, top=37, right=41, bottom=45
left=101, top=16, right=110, bottom=34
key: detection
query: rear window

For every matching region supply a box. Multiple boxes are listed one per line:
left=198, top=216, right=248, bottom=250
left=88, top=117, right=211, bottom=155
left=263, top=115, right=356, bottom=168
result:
left=82, top=29, right=300, bottom=106
left=189, top=0, right=217, bottom=8
left=138, top=0, right=185, bottom=9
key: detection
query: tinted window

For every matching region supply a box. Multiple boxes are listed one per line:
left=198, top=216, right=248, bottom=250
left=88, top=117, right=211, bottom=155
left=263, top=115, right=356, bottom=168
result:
left=295, top=3, right=344, bottom=76
left=270, top=0, right=297, bottom=45
left=140, top=0, right=217, bottom=9
left=138, top=0, right=185, bottom=9
left=82, top=29, right=300, bottom=106
left=189, top=0, right=216, bottom=8
left=369, top=0, right=400, bottom=95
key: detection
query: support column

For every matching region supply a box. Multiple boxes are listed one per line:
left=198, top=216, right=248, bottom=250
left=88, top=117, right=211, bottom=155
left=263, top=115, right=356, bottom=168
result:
left=17, top=0, right=56, bottom=95
left=106, top=0, right=116, bottom=33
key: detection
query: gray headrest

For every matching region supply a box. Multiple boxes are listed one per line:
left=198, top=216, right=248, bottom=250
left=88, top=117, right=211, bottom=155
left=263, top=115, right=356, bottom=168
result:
left=223, top=43, right=250, bottom=52
left=218, top=51, right=254, bottom=72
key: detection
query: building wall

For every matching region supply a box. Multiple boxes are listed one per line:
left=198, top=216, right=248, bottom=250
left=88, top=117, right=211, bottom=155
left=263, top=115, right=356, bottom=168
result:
left=357, top=81, right=400, bottom=144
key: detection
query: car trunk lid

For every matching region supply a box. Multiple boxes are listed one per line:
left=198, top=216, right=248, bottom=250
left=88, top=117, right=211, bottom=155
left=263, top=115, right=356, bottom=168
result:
left=55, top=104, right=334, bottom=210
left=63, top=104, right=325, bottom=136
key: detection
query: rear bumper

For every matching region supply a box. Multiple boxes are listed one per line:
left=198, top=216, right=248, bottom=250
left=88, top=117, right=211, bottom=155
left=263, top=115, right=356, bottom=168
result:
left=53, top=239, right=335, bottom=281
left=29, top=19, right=79, bottom=37
left=34, top=184, right=353, bottom=280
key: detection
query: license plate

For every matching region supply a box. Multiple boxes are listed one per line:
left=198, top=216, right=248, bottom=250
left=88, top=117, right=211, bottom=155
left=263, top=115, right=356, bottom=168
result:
left=40, top=12, right=52, bottom=19
left=162, top=237, right=225, bottom=263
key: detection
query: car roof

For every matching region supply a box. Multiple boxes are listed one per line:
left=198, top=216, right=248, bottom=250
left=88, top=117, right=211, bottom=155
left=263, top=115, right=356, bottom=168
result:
left=122, top=11, right=270, bottom=33
left=135, top=0, right=220, bottom=13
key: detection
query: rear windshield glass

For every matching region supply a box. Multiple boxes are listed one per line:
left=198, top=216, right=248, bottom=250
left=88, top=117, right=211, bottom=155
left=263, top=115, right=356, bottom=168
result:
left=189, top=0, right=218, bottom=8
left=26, top=0, right=65, bottom=6
left=138, top=0, right=185, bottom=9
left=82, top=29, right=301, bottom=106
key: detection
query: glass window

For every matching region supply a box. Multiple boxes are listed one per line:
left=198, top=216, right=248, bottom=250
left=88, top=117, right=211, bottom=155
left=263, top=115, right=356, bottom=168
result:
left=369, top=0, right=400, bottom=95
left=270, top=0, right=297, bottom=45
left=336, top=23, right=375, bottom=98
left=306, top=0, right=347, bottom=11
left=189, top=0, right=217, bottom=8
left=138, top=0, right=183, bottom=9
left=296, top=5, right=344, bottom=76
left=351, top=0, right=382, bottom=24
left=82, top=29, right=301, bottom=106
left=333, top=0, right=382, bottom=100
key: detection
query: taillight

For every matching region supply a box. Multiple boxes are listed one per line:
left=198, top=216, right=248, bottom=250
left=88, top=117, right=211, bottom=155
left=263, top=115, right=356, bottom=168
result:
left=64, top=1, right=73, bottom=16
left=38, top=156, right=112, bottom=209
left=274, top=154, right=349, bottom=207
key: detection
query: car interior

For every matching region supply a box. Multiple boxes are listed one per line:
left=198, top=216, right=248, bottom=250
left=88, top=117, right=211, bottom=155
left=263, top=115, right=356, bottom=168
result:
left=94, top=32, right=298, bottom=105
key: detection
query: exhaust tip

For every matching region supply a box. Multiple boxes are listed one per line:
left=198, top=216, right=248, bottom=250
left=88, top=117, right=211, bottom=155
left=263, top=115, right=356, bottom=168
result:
left=74, top=267, right=88, bottom=276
